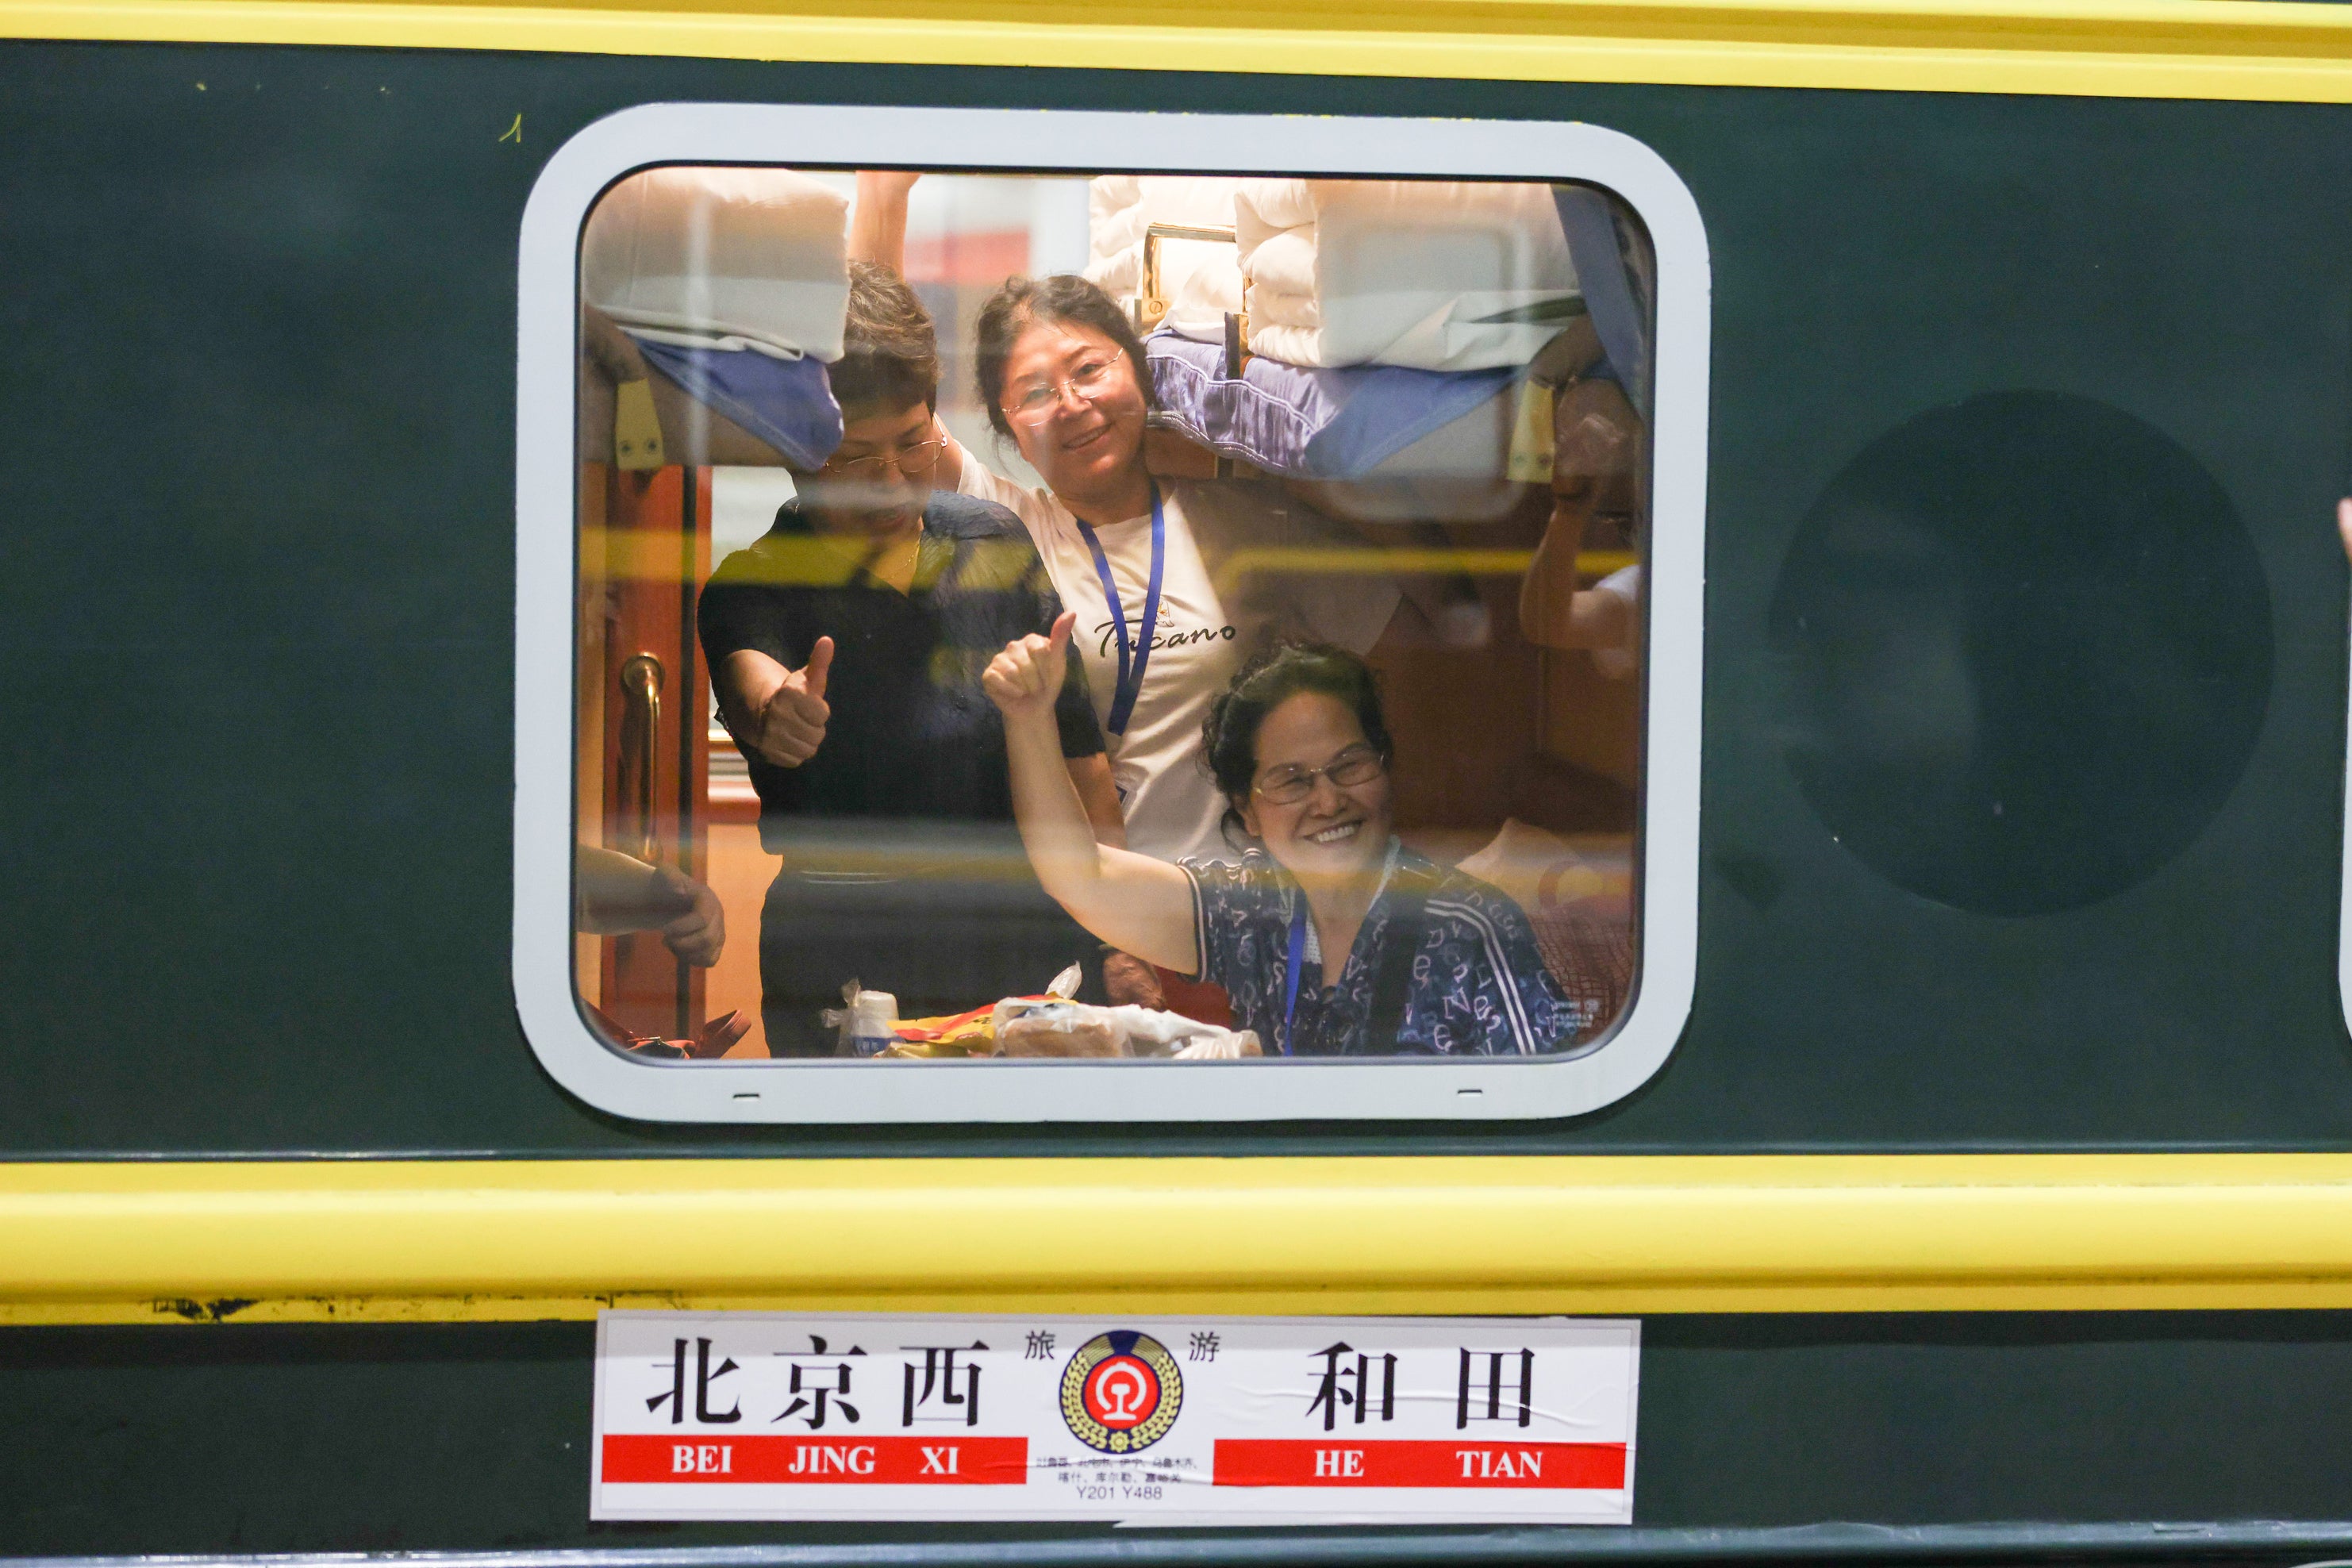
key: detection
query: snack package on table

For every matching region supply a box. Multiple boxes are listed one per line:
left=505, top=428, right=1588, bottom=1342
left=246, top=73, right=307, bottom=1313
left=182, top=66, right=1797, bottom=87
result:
left=883, top=999, right=1022, bottom=1058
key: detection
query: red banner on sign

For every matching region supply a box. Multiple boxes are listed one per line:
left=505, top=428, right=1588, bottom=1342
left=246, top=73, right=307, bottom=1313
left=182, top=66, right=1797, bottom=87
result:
left=602, top=1434, right=1029, bottom=1485
left=1213, top=1439, right=1627, bottom=1489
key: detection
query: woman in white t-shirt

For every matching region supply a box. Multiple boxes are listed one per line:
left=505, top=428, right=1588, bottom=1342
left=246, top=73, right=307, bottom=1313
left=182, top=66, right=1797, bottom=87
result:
left=850, top=174, right=1402, bottom=863
left=932, top=273, right=1400, bottom=865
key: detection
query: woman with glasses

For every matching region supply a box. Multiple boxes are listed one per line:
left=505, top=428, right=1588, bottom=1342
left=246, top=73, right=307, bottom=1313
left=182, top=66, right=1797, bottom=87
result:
left=982, top=633, right=1584, bottom=1055
left=937, top=273, right=1402, bottom=872
left=697, top=262, right=1126, bottom=1052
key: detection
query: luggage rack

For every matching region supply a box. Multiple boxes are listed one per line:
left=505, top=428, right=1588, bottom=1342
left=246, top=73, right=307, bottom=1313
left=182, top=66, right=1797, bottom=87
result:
left=1131, top=220, right=1250, bottom=379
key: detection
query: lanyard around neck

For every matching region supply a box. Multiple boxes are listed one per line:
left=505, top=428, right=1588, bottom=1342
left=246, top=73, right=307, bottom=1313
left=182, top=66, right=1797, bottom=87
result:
left=1073, top=483, right=1165, bottom=737
left=1282, top=901, right=1308, bottom=1058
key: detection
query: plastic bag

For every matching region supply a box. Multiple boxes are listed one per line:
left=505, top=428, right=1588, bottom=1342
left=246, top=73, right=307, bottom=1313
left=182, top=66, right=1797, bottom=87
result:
left=991, top=997, right=1262, bottom=1059
left=844, top=963, right=1262, bottom=1061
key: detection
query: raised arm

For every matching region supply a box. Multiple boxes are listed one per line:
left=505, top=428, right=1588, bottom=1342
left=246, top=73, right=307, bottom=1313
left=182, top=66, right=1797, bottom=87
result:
left=983, top=613, right=1198, bottom=972
left=1521, top=553, right=1636, bottom=652
left=849, top=170, right=919, bottom=274
left=844, top=175, right=986, bottom=493
left=1522, top=375, right=1644, bottom=654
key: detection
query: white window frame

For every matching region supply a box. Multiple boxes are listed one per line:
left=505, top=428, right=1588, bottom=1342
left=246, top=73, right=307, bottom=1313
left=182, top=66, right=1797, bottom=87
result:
left=513, top=102, right=1709, bottom=1123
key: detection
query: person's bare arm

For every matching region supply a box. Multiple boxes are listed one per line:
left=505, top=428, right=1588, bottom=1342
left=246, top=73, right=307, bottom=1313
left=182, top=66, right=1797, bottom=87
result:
left=1524, top=576, right=1635, bottom=651
left=713, top=642, right=833, bottom=768
left=575, top=846, right=725, bottom=967
left=581, top=303, right=651, bottom=386
left=1066, top=752, right=1128, bottom=848
left=578, top=304, right=653, bottom=465
left=844, top=167, right=976, bottom=499
left=1524, top=377, right=1644, bottom=650
left=845, top=174, right=989, bottom=500
left=850, top=170, right=920, bottom=275
left=984, top=614, right=1197, bottom=971
left=1523, top=498, right=1639, bottom=652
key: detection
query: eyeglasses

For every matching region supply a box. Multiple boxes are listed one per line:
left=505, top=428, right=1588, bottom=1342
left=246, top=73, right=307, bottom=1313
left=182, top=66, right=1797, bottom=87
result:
left=824, top=438, right=946, bottom=483
left=1006, top=358, right=1120, bottom=427
left=1251, top=745, right=1386, bottom=805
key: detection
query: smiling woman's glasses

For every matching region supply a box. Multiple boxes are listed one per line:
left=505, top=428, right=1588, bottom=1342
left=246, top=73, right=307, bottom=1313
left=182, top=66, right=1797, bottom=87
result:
left=1252, top=745, right=1387, bottom=805
left=1007, top=358, right=1120, bottom=427
left=824, top=438, right=947, bottom=483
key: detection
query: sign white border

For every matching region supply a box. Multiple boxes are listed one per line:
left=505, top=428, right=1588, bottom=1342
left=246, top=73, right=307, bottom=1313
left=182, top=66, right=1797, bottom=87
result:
left=513, top=103, right=1710, bottom=1123
left=590, top=1309, right=1639, bottom=1525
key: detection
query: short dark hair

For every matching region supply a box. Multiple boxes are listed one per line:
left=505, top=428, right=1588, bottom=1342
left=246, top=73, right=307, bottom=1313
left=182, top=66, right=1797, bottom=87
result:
left=828, top=259, right=940, bottom=417
left=971, top=273, right=1154, bottom=439
left=1201, top=643, right=1394, bottom=838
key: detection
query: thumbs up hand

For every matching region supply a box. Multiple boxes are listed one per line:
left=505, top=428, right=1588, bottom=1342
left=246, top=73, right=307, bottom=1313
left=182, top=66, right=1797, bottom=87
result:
left=983, top=612, right=1074, bottom=724
left=744, top=636, right=833, bottom=768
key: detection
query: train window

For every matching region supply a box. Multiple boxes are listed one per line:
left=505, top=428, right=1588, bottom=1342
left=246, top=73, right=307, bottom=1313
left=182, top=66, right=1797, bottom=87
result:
left=512, top=105, right=1707, bottom=1122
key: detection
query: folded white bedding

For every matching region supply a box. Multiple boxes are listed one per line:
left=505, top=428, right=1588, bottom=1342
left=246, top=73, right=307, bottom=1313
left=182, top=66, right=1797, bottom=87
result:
left=1084, top=175, right=1243, bottom=342
left=582, top=167, right=850, bottom=363
left=1235, top=179, right=1577, bottom=371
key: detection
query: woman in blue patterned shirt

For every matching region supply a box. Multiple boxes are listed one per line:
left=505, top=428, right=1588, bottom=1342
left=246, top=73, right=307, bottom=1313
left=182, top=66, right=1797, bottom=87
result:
left=984, top=632, right=1588, bottom=1055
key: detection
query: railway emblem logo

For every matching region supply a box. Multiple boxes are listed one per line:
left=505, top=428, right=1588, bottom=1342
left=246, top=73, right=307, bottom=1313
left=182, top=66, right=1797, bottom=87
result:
left=1059, top=1330, right=1183, bottom=1453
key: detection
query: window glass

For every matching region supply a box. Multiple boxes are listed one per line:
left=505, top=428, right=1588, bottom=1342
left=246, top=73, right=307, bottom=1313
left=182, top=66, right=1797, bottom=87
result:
left=515, top=106, right=1705, bottom=1120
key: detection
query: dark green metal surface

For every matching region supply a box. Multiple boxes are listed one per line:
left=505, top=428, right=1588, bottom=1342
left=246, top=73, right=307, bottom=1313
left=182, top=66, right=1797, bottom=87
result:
left=5, top=43, right=2346, bottom=1157
left=6, top=39, right=2352, bottom=1558
left=7, top=1314, right=2352, bottom=1555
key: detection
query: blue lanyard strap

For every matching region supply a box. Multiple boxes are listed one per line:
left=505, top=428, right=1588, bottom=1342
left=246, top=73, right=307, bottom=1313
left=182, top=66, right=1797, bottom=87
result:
left=1074, top=484, right=1165, bottom=737
left=1281, top=898, right=1308, bottom=1058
